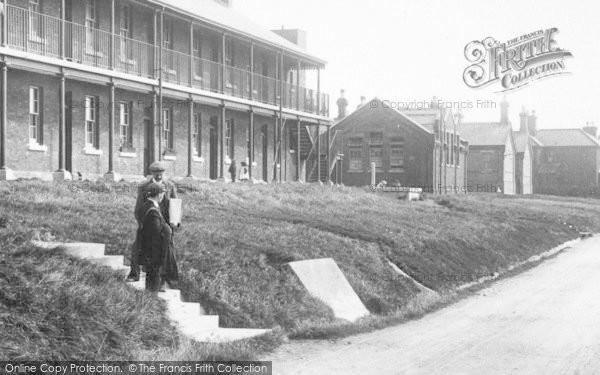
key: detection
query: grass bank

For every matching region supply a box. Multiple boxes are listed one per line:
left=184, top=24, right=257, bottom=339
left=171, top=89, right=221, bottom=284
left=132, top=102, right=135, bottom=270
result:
left=1, top=180, right=600, bottom=359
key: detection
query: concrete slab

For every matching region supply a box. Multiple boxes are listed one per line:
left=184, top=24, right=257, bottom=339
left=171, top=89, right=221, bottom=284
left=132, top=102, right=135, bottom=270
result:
left=288, top=258, right=369, bottom=322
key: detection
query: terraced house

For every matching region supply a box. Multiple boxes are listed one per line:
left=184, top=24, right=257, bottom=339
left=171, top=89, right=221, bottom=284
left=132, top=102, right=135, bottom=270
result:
left=0, top=0, right=331, bottom=182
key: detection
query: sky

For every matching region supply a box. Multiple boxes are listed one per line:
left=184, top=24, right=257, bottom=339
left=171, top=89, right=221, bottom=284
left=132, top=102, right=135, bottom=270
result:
left=235, top=0, right=600, bottom=130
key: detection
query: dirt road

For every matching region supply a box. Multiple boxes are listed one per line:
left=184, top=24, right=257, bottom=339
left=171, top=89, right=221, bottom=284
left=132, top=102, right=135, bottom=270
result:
left=270, top=236, right=600, bottom=375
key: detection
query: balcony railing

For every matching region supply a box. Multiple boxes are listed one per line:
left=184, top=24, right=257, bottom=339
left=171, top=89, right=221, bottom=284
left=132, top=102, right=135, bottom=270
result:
left=4, top=4, right=329, bottom=117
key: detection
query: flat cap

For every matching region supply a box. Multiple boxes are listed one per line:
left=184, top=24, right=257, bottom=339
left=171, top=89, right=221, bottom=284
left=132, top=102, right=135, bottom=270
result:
left=149, top=161, right=168, bottom=173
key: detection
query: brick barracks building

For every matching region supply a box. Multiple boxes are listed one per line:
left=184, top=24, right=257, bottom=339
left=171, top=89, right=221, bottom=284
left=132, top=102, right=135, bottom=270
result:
left=0, top=0, right=332, bottom=182
left=329, top=98, right=468, bottom=193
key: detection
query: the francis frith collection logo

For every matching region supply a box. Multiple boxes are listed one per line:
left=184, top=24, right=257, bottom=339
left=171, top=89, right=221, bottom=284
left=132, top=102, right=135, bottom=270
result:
left=463, top=28, right=573, bottom=92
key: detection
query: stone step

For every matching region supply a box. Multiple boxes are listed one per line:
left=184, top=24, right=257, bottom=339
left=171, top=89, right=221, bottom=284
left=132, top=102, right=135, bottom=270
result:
left=90, top=256, right=125, bottom=270
left=32, top=240, right=272, bottom=343
left=189, top=328, right=271, bottom=343
left=178, top=316, right=221, bottom=336
left=31, top=241, right=106, bottom=258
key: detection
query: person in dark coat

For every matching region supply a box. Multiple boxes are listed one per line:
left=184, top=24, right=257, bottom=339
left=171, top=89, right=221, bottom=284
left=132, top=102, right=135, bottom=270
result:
left=228, top=160, right=237, bottom=183
left=127, top=161, right=178, bottom=282
left=140, top=183, right=178, bottom=292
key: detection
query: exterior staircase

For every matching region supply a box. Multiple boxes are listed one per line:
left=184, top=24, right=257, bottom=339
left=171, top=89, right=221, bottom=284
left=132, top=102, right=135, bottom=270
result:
left=31, top=241, right=271, bottom=343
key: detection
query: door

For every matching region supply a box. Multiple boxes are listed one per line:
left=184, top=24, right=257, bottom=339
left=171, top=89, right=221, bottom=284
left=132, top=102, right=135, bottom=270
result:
left=209, top=116, right=219, bottom=180
left=143, top=118, right=153, bottom=176
left=65, top=91, right=73, bottom=173
left=261, top=125, right=268, bottom=181
left=262, top=62, right=269, bottom=103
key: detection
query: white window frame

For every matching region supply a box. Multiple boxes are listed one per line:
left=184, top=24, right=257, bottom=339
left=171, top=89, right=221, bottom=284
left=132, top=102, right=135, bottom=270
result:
left=119, top=102, right=131, bottom=148
left=225, top=119, right=233, bottom=159
left=29, top=86, right=41, bottom=145
left=163, top=109, right=173, bottom=151
left=85, top=96, right=98, bottom=149
left=193, top=112, right=201, bottom=156
left=390, top=138, right=405, bottom=171
left=85, top=0, right=98, bottom=53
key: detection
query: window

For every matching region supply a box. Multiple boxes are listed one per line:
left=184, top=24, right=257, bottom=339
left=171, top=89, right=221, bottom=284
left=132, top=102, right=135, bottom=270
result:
left=163, top=109, right=173, bottom=151
left=368, top=132, right=384, bottom=145
left=162, top=18, right=172, bottom=49
left=348, top=137, right=363, bottom=171
left=547, top=151, right=555, bottom=163
left=193, top=113, right=201, bottom=156
left=289, top=127, right=298, bottom=153
left=85, top=0, right=98, bottom=51
left=225, top=38, right=234, bottom=88
left=456, top=136, right=460, bottom=167
left=369, top=146, right=383, bottom=169
left=225, top=119, right=233, bottom=158
left=193, top=30, right=202, bottom=58
left=119, top=102, right=132, bottom=149
left=85, top=96, right=99, bottom=149
left=482, top=152, right=495, bottom=172
left=29, top=0, right=42, bottom=39
left=29, top=87, right=42, bottom=144
left=390, top=137, right=405, bottom=171
left=119, top=5, right=132, bottom=59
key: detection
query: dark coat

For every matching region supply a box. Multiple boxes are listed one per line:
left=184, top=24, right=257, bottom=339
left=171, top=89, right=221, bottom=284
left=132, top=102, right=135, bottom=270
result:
left=140, top=200, right=172, bottom=268
left=134, top=178, right=178, bottom=225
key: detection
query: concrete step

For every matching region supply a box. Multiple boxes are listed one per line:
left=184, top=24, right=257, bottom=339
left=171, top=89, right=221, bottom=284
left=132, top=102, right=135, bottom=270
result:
left=89, top=256, right=125, bottom=270
left=189, top=328, right=271, bottom=343
left=31, top=241, right=106, bottom=258
left=178, top=316, right=221, bottom=336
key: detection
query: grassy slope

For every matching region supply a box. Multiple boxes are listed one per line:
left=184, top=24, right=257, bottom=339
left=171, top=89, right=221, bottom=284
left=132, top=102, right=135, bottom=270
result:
left=2, top=181, right=600, bottom=358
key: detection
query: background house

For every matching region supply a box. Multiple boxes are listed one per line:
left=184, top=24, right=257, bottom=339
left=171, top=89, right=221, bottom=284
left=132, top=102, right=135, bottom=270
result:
left=533, top=126, right=600, bottom=196
left=461, top=101, right=516, bottom=195
left=329, top=97, right=468, bottom=193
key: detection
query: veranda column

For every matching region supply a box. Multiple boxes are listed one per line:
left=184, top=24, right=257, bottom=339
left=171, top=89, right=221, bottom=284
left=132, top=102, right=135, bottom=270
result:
left=249, top=109, right=254, bottom=180
left=110, top=0, right=115, bottom=69
left=0, top=62, right=11, bottom=180
left=316, top=122, right=321, bottom=183
left=104, top=82, right=116, bottom=181
left=52, top=73, right=71, bottom=181
left=326, top=124, right=331, bottom=184
left=296, top=119, right=301, bottom=181
left=187, top=98, right=193, bottom=178
left=219, top=104, right=226, bottom=179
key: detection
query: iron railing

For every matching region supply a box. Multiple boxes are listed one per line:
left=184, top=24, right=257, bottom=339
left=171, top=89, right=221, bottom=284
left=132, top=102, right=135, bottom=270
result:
left=4, top=5, right=330, bottom=117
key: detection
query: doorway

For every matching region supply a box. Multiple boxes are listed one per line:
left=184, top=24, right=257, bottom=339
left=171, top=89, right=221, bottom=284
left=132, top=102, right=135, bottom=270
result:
left=65, top=91, right=73, bottom=173
left=143, top=118, right=153, bottom=176
left=261, top=125, right=268, bottom=181
left=209, top=116, right=219, bottom=179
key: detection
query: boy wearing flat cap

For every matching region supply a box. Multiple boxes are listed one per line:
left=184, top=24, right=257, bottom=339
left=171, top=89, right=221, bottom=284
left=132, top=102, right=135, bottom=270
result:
left=140, top=182, right=175, bottom=291
left=127, top=161, right=179, bottom=282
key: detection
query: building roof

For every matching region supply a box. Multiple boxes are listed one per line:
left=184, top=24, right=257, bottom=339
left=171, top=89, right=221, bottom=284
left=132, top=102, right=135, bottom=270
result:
left=331, top=98, right=433, bottom=135
left=513, top=131, right=543, bottom=153
left=399, top=108, right=457, bottom=134
left=534, top=129, right=600, bottom=147
left=460, top=122, right=512, bottom=146
left=149, top=0, right=326, bottom=66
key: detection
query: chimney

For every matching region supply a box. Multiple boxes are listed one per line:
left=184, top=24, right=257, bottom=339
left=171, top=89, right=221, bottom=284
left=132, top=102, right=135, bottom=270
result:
left=357, top=96, right=366, bottom=109
left=336, top=89, right=349, bottom=120
left=271, top=28, right=308, bottom=49
left=430, top=96, right=439, bottom=108
left=500, top=96, right=509, bottom=125
left=519, top=107, right=528, bottom=133
left=583, top=122, right=598, bottom=138
left=528, top=110, right=537, bottom=136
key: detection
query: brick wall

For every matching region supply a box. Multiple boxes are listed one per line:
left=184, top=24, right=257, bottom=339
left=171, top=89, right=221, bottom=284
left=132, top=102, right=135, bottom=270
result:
left=5, top=70, right=59, bottom=177
left=466, top=146, right=504, bottom=193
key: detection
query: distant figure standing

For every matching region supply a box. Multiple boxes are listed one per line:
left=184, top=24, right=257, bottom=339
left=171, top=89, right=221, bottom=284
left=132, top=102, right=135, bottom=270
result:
left=239, top=161, right=250, bottom=182
left=140, top=183, right=176, bottom=292
left=127, top=161, right=178, bottom=282
left=228, top=160, right=237, bottom=183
